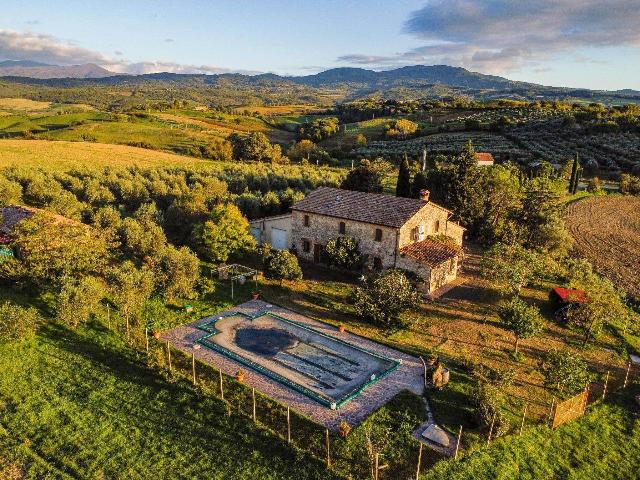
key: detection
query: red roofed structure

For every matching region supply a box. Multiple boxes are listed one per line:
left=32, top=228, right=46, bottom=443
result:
left=550, top=287, right=588, bottom=305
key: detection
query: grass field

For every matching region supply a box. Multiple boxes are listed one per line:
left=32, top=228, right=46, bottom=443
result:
left=0, top=319, right=337, bottom=480
left=0, top=97, right=52, bottom=111
left=422, top=384, right=640, bottom=480
left=0, top=139, right=210, bottom=169
left=565, top=195, right=640, bottom=300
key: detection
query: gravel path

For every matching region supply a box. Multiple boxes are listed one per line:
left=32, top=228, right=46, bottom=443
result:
left=161, top=299, right=425, bottom=430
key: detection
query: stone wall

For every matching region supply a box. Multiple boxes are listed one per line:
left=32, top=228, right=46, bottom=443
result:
left=291, top=210, right=398, bottom=268
left=398, top=204, right=454, bottom=248
left=396, top=254, right=458, bottom=294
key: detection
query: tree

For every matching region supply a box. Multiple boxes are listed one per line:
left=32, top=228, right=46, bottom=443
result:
left=569, top=153, right=580, bottom=194
left=340, top=158, right=391, bottom=193
left=480, top=243, right=541, bottom=296
left=108, top=261, right=154, bottom=335
left=287, top=140, right=316, bottom=162
left=324, top=236, right=364, bottom=271
left=11, top=212, right=110, bottom=287
left=56, top=276, right=106, bottom=328
left=152, top=245, right=200, bottom=301
left=586, top=177, right=602, bottom=194
left=472, top=382, right=509, bottom=437
left=193, top=204, right=255, bottom=263
left=263, top=249, right=302, bottom=284
left=565, top=259, right=632, bottom=347
left=384, top=119, right=418, bottom=139
left=351, top=269, right=420, bottom=330
left=541, top=350, right=590, bottom=396
left=0, top=176, right=22, bottom=206
left=498, top=297, right=544, bottom=353
left=395, top=154, right=411, bottom=198
left=228, top=132, right=282, bottom=163
left=410, top=171, right=428, bottom=200
left=0, top=302, right=41, bottom=342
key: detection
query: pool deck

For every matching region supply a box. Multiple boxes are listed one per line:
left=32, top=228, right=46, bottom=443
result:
left=161, top=299, right=426, bottom=430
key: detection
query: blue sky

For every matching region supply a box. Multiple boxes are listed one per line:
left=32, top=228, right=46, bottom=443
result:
left=1, top=0, right=639, bottom=90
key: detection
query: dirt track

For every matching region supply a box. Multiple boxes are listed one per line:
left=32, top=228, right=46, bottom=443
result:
left=565, top=196, right=640, bottom=299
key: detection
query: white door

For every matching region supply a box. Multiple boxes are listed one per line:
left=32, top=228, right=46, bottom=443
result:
left=250, top=227, right=261, bottom=244
left=271, top=228, right=288, bottom=250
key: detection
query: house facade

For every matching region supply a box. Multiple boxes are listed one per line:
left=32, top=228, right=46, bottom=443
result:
left=250, top=187, right=465, bottom=293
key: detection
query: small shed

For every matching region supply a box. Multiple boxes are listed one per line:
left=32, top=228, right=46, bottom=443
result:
left=550, top=287, right=588, bottom=305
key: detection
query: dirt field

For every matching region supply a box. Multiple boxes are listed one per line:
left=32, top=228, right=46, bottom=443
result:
left=565, top=195, right=640, bottom=299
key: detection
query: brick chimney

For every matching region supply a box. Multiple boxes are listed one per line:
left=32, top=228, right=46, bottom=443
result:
left=419, top=189, right=430, bottom=202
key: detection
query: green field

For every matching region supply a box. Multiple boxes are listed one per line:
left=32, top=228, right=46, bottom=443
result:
left=0, top=318, right=336, bottom=479
left=423, top=384, right=640, bottom=480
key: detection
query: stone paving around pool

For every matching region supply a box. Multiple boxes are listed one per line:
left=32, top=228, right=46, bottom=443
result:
left=161, top=299, right=426, bottom=430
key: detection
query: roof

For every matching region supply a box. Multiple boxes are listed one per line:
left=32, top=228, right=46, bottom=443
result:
left=292, top=187, right=447, bottom=228
left=476, top=152, right=495, bottom=165
left=551, top=287, right=588, bottom=304
left=400, top=238, right=459, bottom=268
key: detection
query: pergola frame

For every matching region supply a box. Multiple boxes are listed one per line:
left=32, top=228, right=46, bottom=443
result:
left=217, top=263, right=258, bottom=299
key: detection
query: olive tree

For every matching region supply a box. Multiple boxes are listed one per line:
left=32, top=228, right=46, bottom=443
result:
left=264, top=250, right=302, bottom=285
left=351, top=269, right=420, bottom=330
left=324, top=236, right=363, bottom=271
left=541, top=350, right=590, bottom=397
left=498, top=297, right=544, bottom=353
left=193, top=204, right=255, bottom=263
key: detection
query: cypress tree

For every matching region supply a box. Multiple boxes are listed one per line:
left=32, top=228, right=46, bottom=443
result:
left=411, top=171, right=429, bottom=198
left=396, top=154, right=412, bottom=198
left=569, top=153, right=580, bottom=194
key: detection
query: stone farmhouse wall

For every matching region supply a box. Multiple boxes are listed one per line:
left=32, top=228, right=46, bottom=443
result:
left=249, top=214, right=292, bottom=249
left=396, top=254, right=459, bottom=294
left=291, top=210, right=399, bottom=268
left=398, top=204, right=460, bottom=248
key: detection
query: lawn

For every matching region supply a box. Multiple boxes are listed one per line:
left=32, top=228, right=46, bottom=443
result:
left=0, top=317, right=337, bottom=480
left=422, top=384, right=640, bottom=480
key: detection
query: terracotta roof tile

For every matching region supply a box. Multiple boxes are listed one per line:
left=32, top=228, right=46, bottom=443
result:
left=400, top=238, right=459, bottom=268
left=292, top=187, right=441, bottom=228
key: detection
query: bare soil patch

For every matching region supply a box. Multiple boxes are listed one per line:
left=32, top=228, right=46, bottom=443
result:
left=565, top=195, right=640, bottom=299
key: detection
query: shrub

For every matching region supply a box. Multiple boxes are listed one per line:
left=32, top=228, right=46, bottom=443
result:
left=263, top=250, right=302, bottom=284
left=351, top=269, right=420, bottom=330
left=541, top=350, right=590, bottom=397
left=324, top=236, right=364, bottom=271
left=472, top=382, right=510, bottom=437
left=0, top=301, right=41, bottom=342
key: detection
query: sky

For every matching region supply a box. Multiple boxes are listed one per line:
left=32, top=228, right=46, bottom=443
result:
left=1, top=0, right=639, bottom=90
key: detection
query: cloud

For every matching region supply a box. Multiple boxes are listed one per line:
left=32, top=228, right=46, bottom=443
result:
left=0, top=29, right=259, bottom=76
left=0, top=29, right=110, bottom=65
left=338, top=0, right=640, bottom=73
left=164, top=38, right=174, bottom=43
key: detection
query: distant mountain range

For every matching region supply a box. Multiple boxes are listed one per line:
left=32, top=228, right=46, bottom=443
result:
left=0, top=61, right=638, bottom=103
left=0, top=60, right=116, bottom=79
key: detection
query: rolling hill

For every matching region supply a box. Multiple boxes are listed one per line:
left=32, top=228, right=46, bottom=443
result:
left=0, top=60, right=117, bottom=79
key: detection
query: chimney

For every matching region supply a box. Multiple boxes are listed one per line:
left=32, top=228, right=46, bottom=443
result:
left=419, top=189, right=430, bottom=202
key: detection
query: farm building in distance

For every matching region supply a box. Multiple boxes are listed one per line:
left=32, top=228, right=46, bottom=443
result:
left=251, top=187, right=465, bottom=293
left=476, top=152, right=495, bottom=166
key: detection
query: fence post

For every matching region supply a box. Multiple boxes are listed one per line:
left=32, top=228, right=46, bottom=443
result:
left=252, top=388, right=257, bottom=422
left=107, top=304, right=110, bottom=330
left=602, top=371, right=609, bottom=400
left=623, top=361, right=631, bottom=389
left=374, top=452, right=379, bottom=480
left=519, top=404, right=528, bottom=436
left=415, top=443, right=423, bottom=480
left=487, top=412, right=496, bottom=445
left=219, top=368, right=224, bottom=400
left=145, top=327, right=149, bottom=354
left=166, top=342, right=172, bottom=373
left=287, top=406, right=291, bottom=443
left=547, top=398, right=556, bottom=427
left=454, top=425, right=462, bottom=460
left=325, top=429, right=331, bottom=468
left=192, top=353, right=196, bottom=385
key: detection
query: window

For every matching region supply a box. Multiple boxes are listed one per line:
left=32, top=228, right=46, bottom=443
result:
left=302, top=239, right=311, bottom=253
left=374, top=228, right=382, bottom=242
left=373, top=257, right=383, bottom=270
left=304, top=215, right=310, bottom=227
left=339, top=221, right=346, bottom=234
left=434, top=220, right=440, bottom=233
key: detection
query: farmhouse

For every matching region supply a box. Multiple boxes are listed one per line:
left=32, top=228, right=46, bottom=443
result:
left=251, top=187, right=465, bottom=293
left=476, top=152, right=495, bottom=166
